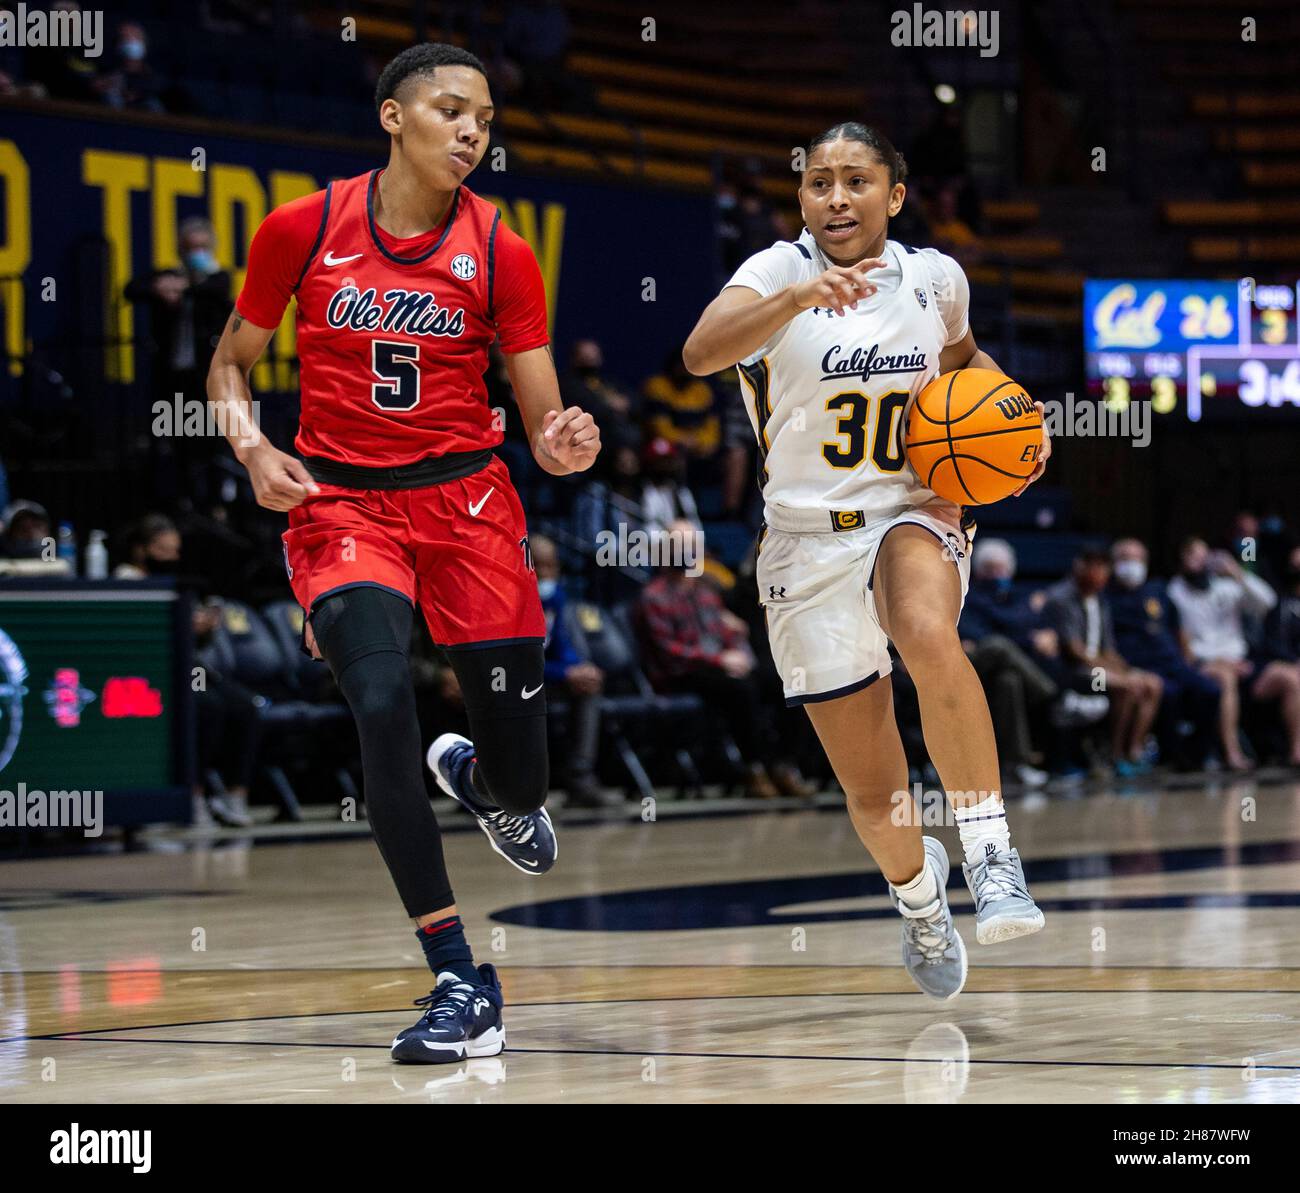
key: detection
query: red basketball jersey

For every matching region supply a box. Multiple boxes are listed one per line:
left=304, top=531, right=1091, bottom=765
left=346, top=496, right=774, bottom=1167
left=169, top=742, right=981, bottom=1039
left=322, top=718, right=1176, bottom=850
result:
left=237, top=169, right=549, bottom=466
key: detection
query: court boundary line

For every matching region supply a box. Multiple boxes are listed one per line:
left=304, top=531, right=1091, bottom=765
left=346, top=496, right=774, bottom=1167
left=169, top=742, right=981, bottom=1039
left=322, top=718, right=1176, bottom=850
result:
left=11, top=1033, right=1300, bottom=1074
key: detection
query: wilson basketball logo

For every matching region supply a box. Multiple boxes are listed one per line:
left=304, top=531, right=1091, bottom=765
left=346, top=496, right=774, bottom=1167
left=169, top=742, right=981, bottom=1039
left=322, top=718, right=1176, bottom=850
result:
left=451, top=253, right=477, bottom=280
left=994, top=392, right=1036, bottom=420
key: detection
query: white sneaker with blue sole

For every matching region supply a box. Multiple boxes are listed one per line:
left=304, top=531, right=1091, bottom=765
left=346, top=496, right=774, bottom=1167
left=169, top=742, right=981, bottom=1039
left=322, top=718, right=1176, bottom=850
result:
left=427, top=733, right=557, bottom=876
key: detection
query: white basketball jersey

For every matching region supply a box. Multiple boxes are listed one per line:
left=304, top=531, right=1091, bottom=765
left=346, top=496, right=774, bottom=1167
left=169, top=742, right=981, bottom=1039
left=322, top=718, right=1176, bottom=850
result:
left=728, top=231, right=969, bottom=528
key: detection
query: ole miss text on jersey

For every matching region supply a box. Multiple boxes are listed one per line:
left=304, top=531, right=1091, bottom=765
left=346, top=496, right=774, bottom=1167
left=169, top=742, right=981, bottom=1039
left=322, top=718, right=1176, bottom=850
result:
left=235, top=167, right=549, bottom=467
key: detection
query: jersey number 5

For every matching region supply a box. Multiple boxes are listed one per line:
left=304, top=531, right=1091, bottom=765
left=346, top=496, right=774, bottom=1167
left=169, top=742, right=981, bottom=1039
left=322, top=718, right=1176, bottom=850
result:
left=821, top=389, right=908, bottom=472
left=371, top=340, right=420, bottom=411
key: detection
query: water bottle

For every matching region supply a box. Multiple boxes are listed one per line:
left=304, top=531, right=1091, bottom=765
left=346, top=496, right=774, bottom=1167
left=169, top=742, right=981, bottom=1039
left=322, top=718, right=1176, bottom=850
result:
left=56, top=522, right=77, bottom=575
left=85, top=529, right=109, bottom=580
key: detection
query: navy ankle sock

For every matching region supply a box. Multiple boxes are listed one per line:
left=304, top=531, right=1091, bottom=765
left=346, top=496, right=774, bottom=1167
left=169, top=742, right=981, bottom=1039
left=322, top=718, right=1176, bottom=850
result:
left=416, top=916, right=479, bottom=985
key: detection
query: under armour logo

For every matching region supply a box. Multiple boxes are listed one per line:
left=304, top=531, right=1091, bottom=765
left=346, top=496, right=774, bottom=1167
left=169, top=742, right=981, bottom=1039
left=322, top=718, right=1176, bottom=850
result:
left=769, top=585, right=786, bottom=600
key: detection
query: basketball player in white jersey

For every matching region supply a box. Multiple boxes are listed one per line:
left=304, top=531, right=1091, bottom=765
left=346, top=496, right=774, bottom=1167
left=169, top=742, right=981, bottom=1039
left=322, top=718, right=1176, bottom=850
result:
left=683, top=123, right=1048, bottom=1000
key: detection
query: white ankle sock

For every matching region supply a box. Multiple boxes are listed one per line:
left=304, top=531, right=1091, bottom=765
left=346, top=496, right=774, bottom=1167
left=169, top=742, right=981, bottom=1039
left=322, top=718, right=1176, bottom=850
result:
left=891, top=858, right=939, bottom=914
left=954, top=794, right=1011, bottom=868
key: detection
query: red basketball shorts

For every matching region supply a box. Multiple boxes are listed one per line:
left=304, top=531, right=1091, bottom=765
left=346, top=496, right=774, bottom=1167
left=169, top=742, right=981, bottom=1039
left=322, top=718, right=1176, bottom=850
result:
left=282, top=454, right=545, bottom=648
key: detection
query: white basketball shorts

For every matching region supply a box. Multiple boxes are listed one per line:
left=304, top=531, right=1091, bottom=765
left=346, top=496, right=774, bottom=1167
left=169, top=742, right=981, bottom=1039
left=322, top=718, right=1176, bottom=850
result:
left=756, top=507, right=972, bottom=706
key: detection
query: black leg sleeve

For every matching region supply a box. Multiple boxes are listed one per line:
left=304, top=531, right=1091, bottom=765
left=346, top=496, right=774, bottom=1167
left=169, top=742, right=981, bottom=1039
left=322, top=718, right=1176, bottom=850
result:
left=310, top=586, right=455, bottom=918
left=444, top=641, right=550, bottom=815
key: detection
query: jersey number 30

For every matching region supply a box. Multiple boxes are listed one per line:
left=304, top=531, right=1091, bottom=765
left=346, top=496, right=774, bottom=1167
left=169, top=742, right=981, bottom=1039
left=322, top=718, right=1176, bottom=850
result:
left=371, top=340, right=421, bottom=411
left=822, top=390, right=908, bottom=472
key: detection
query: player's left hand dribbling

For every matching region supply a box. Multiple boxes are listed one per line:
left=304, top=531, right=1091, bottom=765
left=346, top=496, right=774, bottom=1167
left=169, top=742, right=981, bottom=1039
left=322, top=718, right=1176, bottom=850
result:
left=541, top=405, right=601, bottom=473
left=1013, top=401, right=1051, bottom=496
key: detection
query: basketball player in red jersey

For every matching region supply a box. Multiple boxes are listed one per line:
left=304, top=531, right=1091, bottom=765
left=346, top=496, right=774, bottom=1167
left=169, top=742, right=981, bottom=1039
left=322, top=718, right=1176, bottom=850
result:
left=207, top=44, right=600, bottom=1063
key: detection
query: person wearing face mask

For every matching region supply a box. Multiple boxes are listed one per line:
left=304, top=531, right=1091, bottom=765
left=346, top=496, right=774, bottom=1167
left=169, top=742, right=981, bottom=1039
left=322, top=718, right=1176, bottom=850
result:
left=1108, top=538, right=1220, bottom=770
left=530, top=535, right=618, bottom=809
left=96, top=22, right=164, bottom=112
left=0, top=500, right=58, bottom=569
left=1043, top=549, right=1164, bottom=776
left=1168, top=537, right=1298, bottom=769
left=125, top=216, right=233, bottom=504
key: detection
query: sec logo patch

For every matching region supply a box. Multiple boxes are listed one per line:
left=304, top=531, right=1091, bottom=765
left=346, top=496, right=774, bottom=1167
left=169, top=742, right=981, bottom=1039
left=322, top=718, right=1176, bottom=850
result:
left=450, top=253, right=477, bottom=280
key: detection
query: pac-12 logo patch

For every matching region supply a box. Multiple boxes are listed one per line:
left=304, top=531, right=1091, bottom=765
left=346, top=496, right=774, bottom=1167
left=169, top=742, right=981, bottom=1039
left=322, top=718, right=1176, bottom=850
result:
left=450, top=253, right=477, bottom=280
left=914, top=287, right=928, bottom=309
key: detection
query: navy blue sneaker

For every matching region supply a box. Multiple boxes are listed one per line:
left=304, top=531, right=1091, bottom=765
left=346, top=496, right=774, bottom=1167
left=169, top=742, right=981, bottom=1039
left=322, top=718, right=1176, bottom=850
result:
left=427, top=733, right=557, bottom=875
left=391, top=963, right=505, bottom=1064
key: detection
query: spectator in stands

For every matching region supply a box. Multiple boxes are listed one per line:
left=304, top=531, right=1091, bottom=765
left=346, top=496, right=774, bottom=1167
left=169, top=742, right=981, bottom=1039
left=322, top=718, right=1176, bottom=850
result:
left=532, top=534, right=617, bottom=807
left=642, top=348, right=722, bottom=464
left=113, top=513, right=182, bottom=577
left=1109, top=538, right=1220, bottom=770
left=1227, top=510, right=1281, bottom=593
left=561, top=339, right=640, bottom=459
left=125, top=216, right=232, bottom=504
left=25, top=2, right=102, bottom=103
left=572, top=443, right=646, bottom=554
left=958, top=539, right=1061, bottom=787
left=1043, top=548, right=1163, bottom=776
left=718, top=374, right=758, bottom=518
left=115, top=512, right=256, bottom=825
left=1, top=498, right=52, bottom=558
left=1264, top=544, right=1300, bottom=695
left=926, top=181, right=981, bottom=265
left=639, top=437, right=700, bottom=534
left=97, top=21, right=165, bottom=113
left=1168, top=537, right=1297, bottom=769
left=961, top=538, right=1108, bottom=734
left=635, top=526, right=801, bottom=799
left=502, top=0, right=580, bottom=111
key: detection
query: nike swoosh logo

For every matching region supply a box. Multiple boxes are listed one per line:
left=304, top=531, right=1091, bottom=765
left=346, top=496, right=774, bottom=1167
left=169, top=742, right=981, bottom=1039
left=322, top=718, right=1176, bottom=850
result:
left=323, top=251, right=362, bottom=266
left=521, top=684, right=543, bottom=700
left=468, top=487, right=495, bottom=516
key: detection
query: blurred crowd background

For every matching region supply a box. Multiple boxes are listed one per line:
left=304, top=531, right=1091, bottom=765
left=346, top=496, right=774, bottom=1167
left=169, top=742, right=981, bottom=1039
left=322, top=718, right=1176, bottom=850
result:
left=3, top=0, right=1299, bottom=825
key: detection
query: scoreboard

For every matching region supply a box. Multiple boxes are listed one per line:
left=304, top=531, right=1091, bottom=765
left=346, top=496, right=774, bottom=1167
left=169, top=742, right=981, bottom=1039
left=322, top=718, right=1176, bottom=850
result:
left=1083, top=279, right=1300, bottom=421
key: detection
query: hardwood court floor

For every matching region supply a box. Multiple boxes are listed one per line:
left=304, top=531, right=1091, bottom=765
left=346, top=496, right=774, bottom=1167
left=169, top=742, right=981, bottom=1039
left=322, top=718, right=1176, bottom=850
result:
left=2, top=778, right=1299, bottom=1103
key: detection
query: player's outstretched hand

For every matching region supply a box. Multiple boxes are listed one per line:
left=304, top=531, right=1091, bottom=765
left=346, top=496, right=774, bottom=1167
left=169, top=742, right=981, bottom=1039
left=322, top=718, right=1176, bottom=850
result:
left=243, top=443, right=321, bottom=511
left=1013, top=401, right=1052, bottom=496
left=542, top=406, right=601, bottom=473
left=792, top=259, right=885, bottom=316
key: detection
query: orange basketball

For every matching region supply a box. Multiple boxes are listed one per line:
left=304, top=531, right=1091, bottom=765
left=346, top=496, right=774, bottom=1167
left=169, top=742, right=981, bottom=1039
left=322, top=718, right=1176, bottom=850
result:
left=905, top=368, right=1042, bottom=505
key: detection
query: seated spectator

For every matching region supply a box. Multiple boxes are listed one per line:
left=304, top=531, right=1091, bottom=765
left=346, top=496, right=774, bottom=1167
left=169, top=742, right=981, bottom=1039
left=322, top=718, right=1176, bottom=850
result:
left=925, top=182, right=981, bottom=264
left=961, top=538, right=1108, bottom=736
left=25, top=2, right=102, bottom=102
left=642, top=349, right=722, bottom=463
left=572, top=444, right=646, bottom=551
left=1043, top=549, right=1163, bottom=776
left=532, top=534, right=618, bottom=808
left=0, top=500, right=53, bottom=562
left=639, top=437, right=701, bottom=534
left=1109, top=538, right=1220, bottom=769
left=561, top=339, right=640, bottom=459
left=635, top=540, right=805, bottom=799
left=1264, top=544, right=1300, bottom=704
left=1168, top=537, right=1297, bottom=769
left=116, top=513, right=256, bottom=825
left=96, top=21, right=165, bottom=113
left=958, top=539, right=1061, bottom=787
left=113, top=513, right=182, bottom=578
